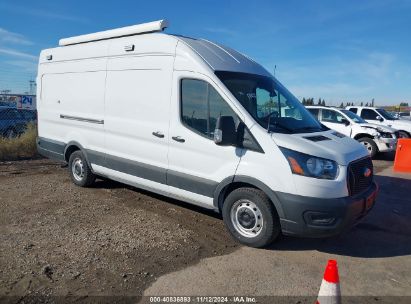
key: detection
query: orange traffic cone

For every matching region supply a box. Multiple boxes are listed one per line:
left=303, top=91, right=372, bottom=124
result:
left=316, top=260, right=341, bottom=304
left=394, top=138, right=411, bottom=173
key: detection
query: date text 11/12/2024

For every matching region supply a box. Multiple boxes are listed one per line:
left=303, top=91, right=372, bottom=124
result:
left=149, top=296, right=257, bottom=303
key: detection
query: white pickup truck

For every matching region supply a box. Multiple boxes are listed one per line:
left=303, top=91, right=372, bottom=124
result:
left=307, top=106, right=397, bottom=157
left=346, top=106, right=411, bottom=138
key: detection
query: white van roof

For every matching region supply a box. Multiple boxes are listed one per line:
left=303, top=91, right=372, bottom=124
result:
left=41, top=20, right=271, bottom=78
left=176, top=35, right=270, bottom=77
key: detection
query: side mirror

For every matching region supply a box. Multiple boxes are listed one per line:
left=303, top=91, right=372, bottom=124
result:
left=214, top=116, right=236, bottom=146
left=341, top=118, right=350, bottom=126
left=376, top=115, right=383, bottom=122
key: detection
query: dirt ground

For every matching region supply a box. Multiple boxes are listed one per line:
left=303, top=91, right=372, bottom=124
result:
left=0, top=159, right=238, bottom=303
left=0, top=154, right=410, bottom=303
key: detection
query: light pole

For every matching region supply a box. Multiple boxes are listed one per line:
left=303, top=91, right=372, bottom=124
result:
left=29, top=80, right=36, bottom=95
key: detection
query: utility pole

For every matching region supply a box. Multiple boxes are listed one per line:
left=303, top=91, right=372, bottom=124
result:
left=29, top=80, right=36, bottom=95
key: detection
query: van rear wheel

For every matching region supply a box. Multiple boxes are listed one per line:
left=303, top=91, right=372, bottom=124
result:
left=222, top=188, right=280, bottom=248
left=68, top=150, right=96, bottom=187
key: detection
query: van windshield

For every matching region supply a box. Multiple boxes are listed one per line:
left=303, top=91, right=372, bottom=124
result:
left=215, top=71, right=324, bottom=133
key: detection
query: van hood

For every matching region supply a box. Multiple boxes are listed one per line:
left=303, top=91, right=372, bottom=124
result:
left=358, top=123, right=396, bottom=133
left=271, top=130, right=368, bottom=166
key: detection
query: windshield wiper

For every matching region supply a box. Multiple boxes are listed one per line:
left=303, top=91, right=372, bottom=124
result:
left=269, top=121, right=294, bottom=133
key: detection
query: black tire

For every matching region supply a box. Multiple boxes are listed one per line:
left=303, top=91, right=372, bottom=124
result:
left=68, top=150, right=96, bottom=187
left=358, top=137, right=378, bottom=158
left=222, top=187, right=281, bottom=248
left=398, top=131, right=410, bottom=138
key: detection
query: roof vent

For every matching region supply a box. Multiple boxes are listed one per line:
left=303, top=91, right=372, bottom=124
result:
left=59, top=19, right=169, bottom=46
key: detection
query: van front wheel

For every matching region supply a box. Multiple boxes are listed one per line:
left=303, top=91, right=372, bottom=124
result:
left=222, top=188, right=280, bottom=248
left=68, top=150, right=96, bottom=187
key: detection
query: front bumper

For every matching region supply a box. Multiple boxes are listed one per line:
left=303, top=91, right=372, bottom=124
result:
left=277, top=181, right=378, bottom=237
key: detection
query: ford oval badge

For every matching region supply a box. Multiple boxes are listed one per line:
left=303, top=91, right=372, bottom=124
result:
left=364, top=168, right=372, bottom=177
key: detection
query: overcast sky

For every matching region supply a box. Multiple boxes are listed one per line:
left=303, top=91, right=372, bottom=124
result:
left=0, top=0, right=410, bottom=105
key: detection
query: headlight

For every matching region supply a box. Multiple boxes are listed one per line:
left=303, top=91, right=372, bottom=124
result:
left=376, top=128, right=393, bottom=138
left=280, top=147, right=339, bottom=180
left=379, top=132, right=393, bottom=138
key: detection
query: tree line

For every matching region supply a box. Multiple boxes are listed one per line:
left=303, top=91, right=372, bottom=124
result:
left=301, top=98, right=376, bottom=108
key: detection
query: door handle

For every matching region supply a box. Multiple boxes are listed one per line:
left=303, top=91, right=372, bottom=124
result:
left=172, top=136, right=185, bottom=143
left=152, top=131, right=164, bottom=138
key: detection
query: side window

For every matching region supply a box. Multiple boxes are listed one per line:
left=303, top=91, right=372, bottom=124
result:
left=322, top=109, right=345, bottom=123
left=349, top=107, right=358, bottom=114
left=361, top=109, right=379, bottom=120
left=181, top=79, right=238, bottom=139
left=307, top=108, right=320, bottom=119
left=209, top=86, right=237, bottom=134
left=181, top=80, right=208, bottom=136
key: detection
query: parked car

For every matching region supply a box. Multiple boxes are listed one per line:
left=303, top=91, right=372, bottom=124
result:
left=0, top=107, right=37, bottom=138
left=390, top=111, right=411, bottom=120
left=399, top=112, right=411, bottom=120
left=37, top=20, right=377, bottom=247
left=346, top=106, right=411, bottom=138
left=307, top=106, right=397, bottom=157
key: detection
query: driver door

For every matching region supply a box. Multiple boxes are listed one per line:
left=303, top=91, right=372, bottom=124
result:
left=167, top=72, right=243, bottom=207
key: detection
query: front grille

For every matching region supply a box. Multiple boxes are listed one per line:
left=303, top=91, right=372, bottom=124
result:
left=347, top=157, right=373, bottom=196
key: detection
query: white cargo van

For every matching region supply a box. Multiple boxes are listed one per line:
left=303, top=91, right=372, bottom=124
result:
left=37, top=20, right=378, bottom=247
left=306, top=106, right=397, bottom=157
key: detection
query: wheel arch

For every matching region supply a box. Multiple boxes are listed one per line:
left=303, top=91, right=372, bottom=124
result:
left=353, top=133, right=374, bottom=140
left=398, top=130, right=411, bottom=138
left=213, top=175, right=285, bottom=218
left=63, top=141, right=94, bottom=171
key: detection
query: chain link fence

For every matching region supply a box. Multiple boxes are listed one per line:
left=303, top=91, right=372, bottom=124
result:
left=0, top=94, right=38, bottom=160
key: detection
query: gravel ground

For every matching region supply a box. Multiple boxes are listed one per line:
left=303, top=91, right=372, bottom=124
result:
left=0, top=153, right=409, bottom=303
left=0, top=159, right=238, bottom=303
left=144, top=153, right=411, bottom=302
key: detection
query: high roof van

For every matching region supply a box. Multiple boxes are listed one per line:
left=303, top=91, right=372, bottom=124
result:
left=37, top=20, right=378, bottom=247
